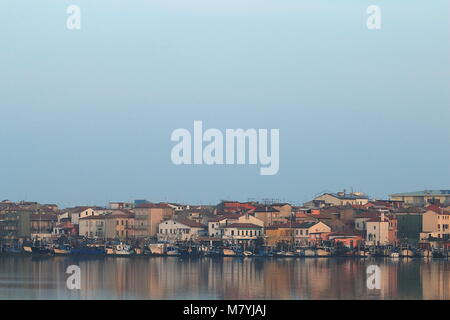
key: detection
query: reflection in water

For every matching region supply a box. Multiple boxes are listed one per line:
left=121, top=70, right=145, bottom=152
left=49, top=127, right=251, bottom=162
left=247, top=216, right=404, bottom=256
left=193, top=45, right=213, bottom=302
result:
left=0, top=256, right=448, bottom=299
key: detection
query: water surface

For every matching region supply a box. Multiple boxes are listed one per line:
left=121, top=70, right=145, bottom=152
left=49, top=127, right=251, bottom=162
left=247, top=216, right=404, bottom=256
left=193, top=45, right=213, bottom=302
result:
left=0, top=256, right=448, bottom=299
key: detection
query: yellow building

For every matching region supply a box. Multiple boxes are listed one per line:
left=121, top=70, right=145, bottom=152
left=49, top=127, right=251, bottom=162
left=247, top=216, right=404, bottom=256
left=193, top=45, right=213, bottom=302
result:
left=420, top=207, right=450, bottom=240
left=265, top=225, right=294, bottom=247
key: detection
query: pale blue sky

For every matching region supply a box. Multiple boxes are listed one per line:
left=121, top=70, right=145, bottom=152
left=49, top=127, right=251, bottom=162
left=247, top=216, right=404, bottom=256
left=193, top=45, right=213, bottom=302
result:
left=0, top=0, right=448, bottom=207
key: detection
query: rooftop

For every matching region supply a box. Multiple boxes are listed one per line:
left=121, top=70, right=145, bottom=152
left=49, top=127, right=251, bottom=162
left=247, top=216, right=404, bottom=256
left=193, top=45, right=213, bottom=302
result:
left=390, top=190, right=450, bottom=197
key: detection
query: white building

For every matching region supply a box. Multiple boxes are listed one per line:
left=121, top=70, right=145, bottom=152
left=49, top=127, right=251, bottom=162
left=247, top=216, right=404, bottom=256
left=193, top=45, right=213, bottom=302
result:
left=157, top=219, right=206, bottom=242
left=366, top=214, right=390, bottom=245
left=222, top=223, right=264, bottom=245
left=208, top=213, right=264, bottom=237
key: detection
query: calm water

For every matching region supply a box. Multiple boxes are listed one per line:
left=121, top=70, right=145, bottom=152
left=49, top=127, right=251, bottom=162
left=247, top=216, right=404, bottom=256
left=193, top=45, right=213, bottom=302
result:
left=0, top=255, right=449, bottom=300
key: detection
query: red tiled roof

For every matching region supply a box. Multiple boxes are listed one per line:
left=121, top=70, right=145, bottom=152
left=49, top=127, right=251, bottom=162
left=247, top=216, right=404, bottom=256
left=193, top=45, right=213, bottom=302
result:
left=355, top=211, right=380, bottom=219
left=425, top=205, right=448, bottom=214
left=175, top=219, right=206, bottom=228
left=254, top=206, right=279, bottom=213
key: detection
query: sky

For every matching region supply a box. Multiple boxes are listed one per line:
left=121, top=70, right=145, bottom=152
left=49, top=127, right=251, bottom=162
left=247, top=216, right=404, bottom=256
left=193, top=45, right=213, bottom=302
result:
left=0, top=0, right=449, bottom=208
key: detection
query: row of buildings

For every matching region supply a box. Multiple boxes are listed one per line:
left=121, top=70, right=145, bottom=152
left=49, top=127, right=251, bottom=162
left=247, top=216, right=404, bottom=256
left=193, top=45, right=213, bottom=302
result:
left=0, top=190, right=449, bottom=249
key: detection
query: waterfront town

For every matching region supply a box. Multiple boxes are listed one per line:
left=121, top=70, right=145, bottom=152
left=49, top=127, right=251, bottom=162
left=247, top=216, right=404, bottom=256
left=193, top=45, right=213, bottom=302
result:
left=0, top=189, right=450, bottom=258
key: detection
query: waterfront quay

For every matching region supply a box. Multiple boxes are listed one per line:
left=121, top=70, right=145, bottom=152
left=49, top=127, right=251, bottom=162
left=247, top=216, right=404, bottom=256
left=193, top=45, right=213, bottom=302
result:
left=1, top=189, right=450, bottom=259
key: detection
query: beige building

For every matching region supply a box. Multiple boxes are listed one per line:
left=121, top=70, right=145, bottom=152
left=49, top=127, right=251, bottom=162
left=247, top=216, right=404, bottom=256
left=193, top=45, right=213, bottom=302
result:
left=420, top=207, right=450, bottom=240
left=79, top=215, right=105, bottom=238
left=390, top=190, right=450, bottom=206
left=313, top=192, right=369, bottom=206
left=293, top=221, right=331, bottom=245
left=253, top=206, right=284, bottom=226
left=104, top=210, right=135, bottom=240
left=133, top=203, right=174, bottom=238
left=271, top=203, right=292, bottom=218
left=366, top=215, right=390, bottom=245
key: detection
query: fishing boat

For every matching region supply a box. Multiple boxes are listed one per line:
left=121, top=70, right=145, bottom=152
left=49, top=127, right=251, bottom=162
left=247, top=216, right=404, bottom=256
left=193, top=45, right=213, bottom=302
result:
left=166, top=246, right=181, bottom=256
left=400, top=249, right=414, bottom=258
left=105, top=243, right=133, bottom=256
left=303, top=248, right=316, bottom=257
left=71, top=245, right=104, bottom=255
left=149, top=243, right=166, bottom=255
left=23, top=246, right=33, bottom=253
left=223, top=248, right=237, bottom=256
left=316, top=248, right=332, bottom=257
left=356, top=250, right=370, bottom=257
left=114, top=243, right=133, bottom=256
left=53, top=245, right=71, bottom=255
left=421, top=249, right=432, bottom=258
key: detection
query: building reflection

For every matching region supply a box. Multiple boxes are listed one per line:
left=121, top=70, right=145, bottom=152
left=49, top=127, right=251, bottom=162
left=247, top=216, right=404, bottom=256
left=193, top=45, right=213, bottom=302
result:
left=0, top=256, right=446, bottom=299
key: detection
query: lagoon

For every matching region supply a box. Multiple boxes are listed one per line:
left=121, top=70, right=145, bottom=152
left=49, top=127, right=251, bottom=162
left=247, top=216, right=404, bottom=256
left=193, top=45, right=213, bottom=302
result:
left=0, top=256, right=448, bottom=299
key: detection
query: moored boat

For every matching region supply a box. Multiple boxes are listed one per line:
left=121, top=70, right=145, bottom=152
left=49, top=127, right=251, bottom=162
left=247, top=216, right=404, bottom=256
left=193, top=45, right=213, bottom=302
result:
left=110, top=243, right=133, bottom=256
left=390, top=252, right=400, bottom=258
left=356, top=250, right=370, bottom=257
left=421, top=249, right=432, bottom=258
left=243, top=251, right=253, bottom=257
left=149, top=243, right=166, bottom=255
left=303, top=248, right=316, bottom=257
left=223, top=248, right=237, bottom=256
left=400, top=249, right=414, bottom=258
left=53, top=245, right=71, bottom=255
left=23, top=246, right=33, bottom=253
left=166, top=247, right=181, bottom=256
left=316, top=248, right=332, bottom=257
left=71, top=245, right=105, bottom=255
